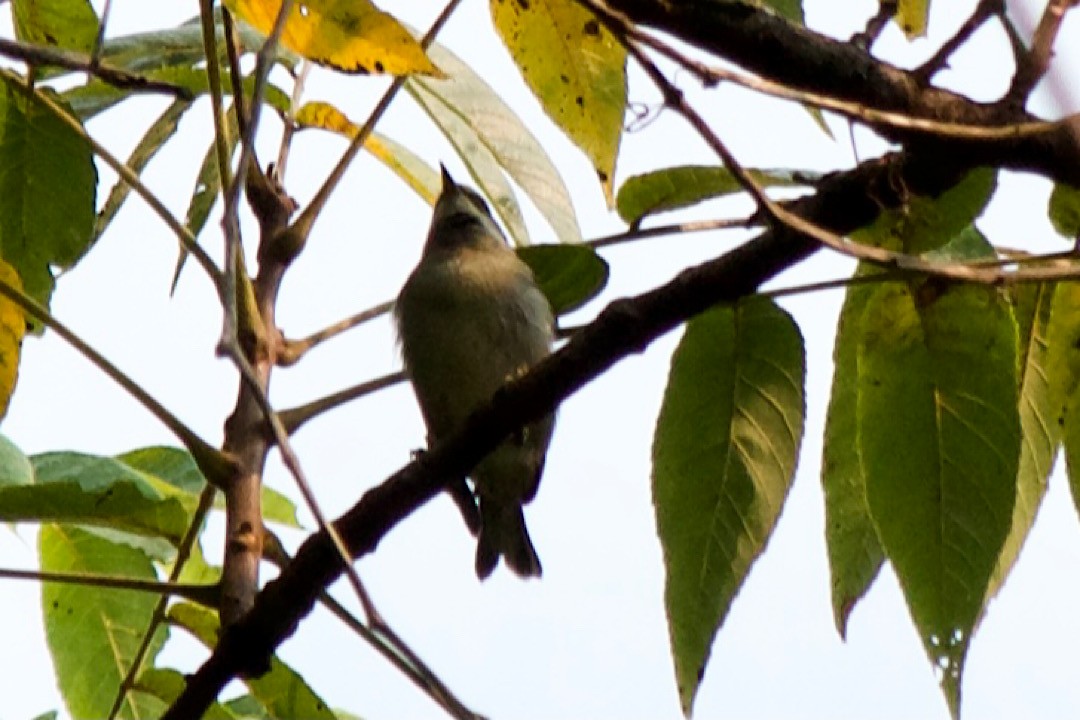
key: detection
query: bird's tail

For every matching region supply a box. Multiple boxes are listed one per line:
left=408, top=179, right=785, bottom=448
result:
left=475, top=499, right=541, bottom=579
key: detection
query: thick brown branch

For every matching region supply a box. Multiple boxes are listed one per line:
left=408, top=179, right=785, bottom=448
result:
left=602, top=0, right=1080, bottom=185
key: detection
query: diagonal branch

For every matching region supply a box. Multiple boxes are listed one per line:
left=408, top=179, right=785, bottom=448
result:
left=0, top=37, right=190, bottom=98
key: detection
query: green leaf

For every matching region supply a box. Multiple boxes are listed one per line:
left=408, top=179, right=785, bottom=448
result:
left=490, top=0, right=626, bottom=201
left=653, top=297, right=805, bottom=715
left=0, top=452, right=196, bottom=544
left=173, top=103, right=240, bottom=290
left=852, top=168, right=997, bottom=254
left=41, top=524, right=168, bottom=719
left=984, top=282, right=1075, bottom=605
left=408, top=40, right=582, bottom=245
left=92, top=98, right=193, bottom=246
left=118, top=445, right=302, bottom=529
left=517, top=245, right=608, bottom=315
left=12, top=0, right=99, bottom=51
left=858, top=280, right=1019, bottom=716
left=1048, top=183, right=1080, bottom=239
left=0, top=75, right=96, bottom=313
left=616, top=166, right=814, bottom=226
left=170, top=603, right=338, bottom=719
left=30, top=712, right=59, bottom=720
left=0, top=432, right=33, bottom=488
left=821, top=266, right=885, bottom=638
left=135, top=668, right=239, bottom=720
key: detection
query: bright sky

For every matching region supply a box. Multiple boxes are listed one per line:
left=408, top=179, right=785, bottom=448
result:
left=1, top=1, right=1079, bottom=719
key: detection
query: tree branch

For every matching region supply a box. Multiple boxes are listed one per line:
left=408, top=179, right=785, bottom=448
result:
left=601, top=0, right=1080, bottom=185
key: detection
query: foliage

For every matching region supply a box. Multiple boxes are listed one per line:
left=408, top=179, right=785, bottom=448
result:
left=0, top=0, right=1079, bottom=719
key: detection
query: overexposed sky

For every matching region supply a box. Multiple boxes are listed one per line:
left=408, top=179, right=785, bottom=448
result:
left=2, top=1, right=1080, bottom=718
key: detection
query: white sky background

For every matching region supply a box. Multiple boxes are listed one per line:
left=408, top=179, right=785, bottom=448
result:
left=1, top=0, right=1079, bottom=718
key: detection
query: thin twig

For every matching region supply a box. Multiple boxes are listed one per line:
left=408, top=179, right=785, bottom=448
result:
left=588, top=216, right=755, bottom=249
left=850, top=0, right=897, bottom=50
left=279, top=371, right=404, bottom=435
left=0, top=567, right=218, bottom=606
left=1008, top=0, right=1077, bottom=102
left=0, top=37, right=190, bottom=98
left=912, top=0, right=1001, bottom=84
left=278, top=300, right=395, bottom=366
left=276, top=61, right=311, bottom=180
left=89, top=0, right=112, bottom=69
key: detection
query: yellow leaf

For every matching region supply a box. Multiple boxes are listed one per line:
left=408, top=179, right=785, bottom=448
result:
left=491, top=0, right=626, bottom=204
left=295, top=101, right=439, bottom=202
left=894, top=0, right=928, bottom=38
left=225, top=0, right=441, bottom=76
left=0, top=261, right=26, bottom=422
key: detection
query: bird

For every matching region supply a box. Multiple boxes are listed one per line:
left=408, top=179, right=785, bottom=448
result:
left=394, top=165, right=555, bottom=579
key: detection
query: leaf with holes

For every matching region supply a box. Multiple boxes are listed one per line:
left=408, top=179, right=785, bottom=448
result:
left=490, top=0, right=626, bottom=201
left=858, top=279, right=1019, bottom=716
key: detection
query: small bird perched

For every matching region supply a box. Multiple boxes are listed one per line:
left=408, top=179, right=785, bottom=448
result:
left=394, top=166, right=555, bottom=579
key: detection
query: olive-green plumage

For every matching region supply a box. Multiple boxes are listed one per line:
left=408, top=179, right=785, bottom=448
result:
left=394, top=166, right=554, bottom=578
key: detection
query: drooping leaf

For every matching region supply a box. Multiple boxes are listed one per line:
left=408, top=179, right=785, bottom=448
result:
left=12, top=0, right=99, bottom=52
left=92, top=98, right=193, bottom=246
left=225, top=0, right=440, bottom=76
left=294, top=101, right=439, bottom=203
left=2, top=452, right=197, bottom=544
left=0, top=75, right=96, bottom=313
left=490, top=0, right=626, bottom=201
left=169, top=602, right=338, bottom=719
left=653, top=297, right=805, bottom=715
left=616, top=166, right=815, bottom=227
left=895, top=0, right=929, bottom=37
left=983, top=281, right=1075, bottom=606
left=409, top=40, right=582, bottom=245
left=41, top=524, right=168, bottom=719
left=821, top=266, right=885, bottom=638
left=1048, top=183, right=1080, bottom=240
left=858, top=279, right=1019, bottom=717
left=517, top=245, right=609, bottom=315
left=0, top=260, right=25, bottom=422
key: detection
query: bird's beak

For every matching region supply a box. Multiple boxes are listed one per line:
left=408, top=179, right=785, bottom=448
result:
left=439, top=163, right=456, bottom=191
